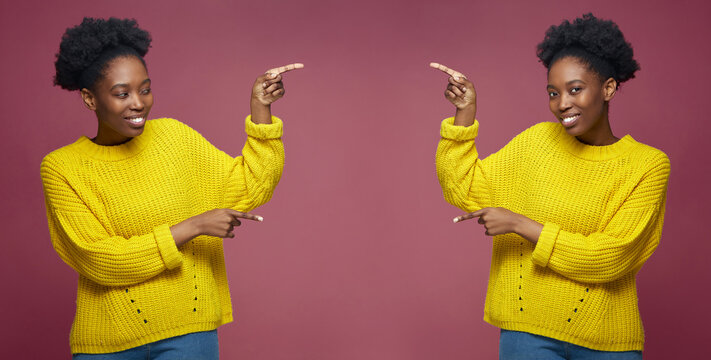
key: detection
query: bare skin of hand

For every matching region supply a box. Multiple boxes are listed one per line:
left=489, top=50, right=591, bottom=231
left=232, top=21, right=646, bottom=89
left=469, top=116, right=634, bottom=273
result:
left=250, top=63, right=305, bottom=124
left=453, top=207, right=543, bottom=244
left=170, top=208, right=263, bottom=247
left=429, top=62, right=476, bottom=127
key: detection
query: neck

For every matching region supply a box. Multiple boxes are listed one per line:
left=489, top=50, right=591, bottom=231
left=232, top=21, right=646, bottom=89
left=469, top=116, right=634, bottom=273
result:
left=576, top=105, right=618, bottom=146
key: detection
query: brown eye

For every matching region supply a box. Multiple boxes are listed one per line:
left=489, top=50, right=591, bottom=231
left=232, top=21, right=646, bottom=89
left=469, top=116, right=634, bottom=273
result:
left=571, top=87, right=582, bottom=94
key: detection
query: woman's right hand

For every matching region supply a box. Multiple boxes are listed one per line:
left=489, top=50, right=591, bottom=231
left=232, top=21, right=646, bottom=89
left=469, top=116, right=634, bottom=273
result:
left=429, top=62, right=477, bottom=126
left=170, top=208, right=263, bottom=247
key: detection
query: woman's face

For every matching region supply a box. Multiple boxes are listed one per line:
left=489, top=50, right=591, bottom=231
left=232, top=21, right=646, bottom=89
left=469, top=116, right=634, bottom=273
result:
left=81, top=56, right=153, bottom=146
left=546, top=56, right=617, bottom=145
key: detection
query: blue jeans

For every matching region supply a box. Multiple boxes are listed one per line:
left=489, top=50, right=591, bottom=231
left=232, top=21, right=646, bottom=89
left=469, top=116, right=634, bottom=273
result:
left=72, top=330, right=218, bottom=360
left=499, top=330, right=642, bottom=360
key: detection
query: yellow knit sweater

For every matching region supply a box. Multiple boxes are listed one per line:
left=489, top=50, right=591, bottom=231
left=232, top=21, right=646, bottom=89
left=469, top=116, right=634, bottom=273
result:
left=41, top=116, right=284, bottom=354
left=436, top=118, right=670, bottom=352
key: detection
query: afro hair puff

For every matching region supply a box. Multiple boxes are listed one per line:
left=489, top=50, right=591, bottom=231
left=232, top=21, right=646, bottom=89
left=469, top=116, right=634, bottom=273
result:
left=537, top=13, right=640, bottom=84
left=54, top=17, right=151, bottom=91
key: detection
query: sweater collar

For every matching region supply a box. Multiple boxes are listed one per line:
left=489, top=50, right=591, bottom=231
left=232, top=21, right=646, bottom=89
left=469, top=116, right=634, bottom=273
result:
left=554, top=123, right=637, bottom=161
left=71, top=120, right=155, bottom=161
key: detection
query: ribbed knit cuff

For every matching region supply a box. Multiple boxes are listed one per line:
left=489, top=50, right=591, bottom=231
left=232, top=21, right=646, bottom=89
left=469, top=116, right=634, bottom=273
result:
left=154, top=224, right=182, bottom=270
left=532, top=222, right=560, bottom=268
left=440, top=117, right=479, bottom=141
left=245, top=115, right=283, bottom=139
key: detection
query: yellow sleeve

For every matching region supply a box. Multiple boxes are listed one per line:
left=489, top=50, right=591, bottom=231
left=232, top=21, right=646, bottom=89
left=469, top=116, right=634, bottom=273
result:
left=223, top=115, right=285, bottom=212
left=436, top=117, right=491, bottom=212
left=531, top=154, right=670, bottom=283
left=41, top=162, right=183, bottom=287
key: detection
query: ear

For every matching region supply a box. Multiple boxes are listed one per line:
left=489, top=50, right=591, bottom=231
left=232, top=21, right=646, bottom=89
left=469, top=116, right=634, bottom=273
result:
left=602, top=77, right=617, bottom=101
left=80, top=88, right=97, bottom=111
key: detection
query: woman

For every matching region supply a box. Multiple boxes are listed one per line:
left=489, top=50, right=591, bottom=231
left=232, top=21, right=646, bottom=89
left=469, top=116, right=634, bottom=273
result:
left=42, top=17, right=302, bottom=358
left=432, top=14, right=669, bottom=359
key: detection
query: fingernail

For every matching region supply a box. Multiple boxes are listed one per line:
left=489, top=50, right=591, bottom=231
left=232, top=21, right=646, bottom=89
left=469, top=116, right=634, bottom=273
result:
left=453, top=218, right=459, bottom=223
left=262, top=82, right=267, bottom=88
left=269, top=73, right=277, bottom=78
left=461, top=87, right=466, bottom=92
left=256, top=216, right=264, bottom=222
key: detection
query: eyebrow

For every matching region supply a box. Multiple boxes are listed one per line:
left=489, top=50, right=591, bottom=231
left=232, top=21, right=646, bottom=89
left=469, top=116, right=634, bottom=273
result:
left=110, top=78, right=151, bottom=91
left=547, top=79, right=585, bottom=89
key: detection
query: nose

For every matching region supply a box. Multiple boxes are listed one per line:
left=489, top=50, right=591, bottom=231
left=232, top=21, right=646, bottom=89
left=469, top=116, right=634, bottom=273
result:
left=129, top=92, right=144, bottom=111
left=558, top=93, right=572, bottom=112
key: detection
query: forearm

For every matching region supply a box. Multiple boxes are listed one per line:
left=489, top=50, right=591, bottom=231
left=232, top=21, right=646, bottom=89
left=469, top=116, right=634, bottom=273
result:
left=514, top=215, right=543, bottom=244
left=170, top=218, right=201, bottom=247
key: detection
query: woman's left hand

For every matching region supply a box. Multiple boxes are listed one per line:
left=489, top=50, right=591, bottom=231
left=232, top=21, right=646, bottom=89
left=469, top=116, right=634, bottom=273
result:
left=454, top=207, right=543, bottom=244
left=250, top=63, right=304, bottom=124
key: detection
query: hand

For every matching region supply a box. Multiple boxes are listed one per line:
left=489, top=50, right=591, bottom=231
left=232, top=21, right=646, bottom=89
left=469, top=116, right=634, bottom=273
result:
left=251, top=63, right=304, bottom=106
left=430, top=62, right=477, bottom=108
left=250, top=63, right=304, bottom=124
left=453, top=207, right=543, bottom=244
left=170, top=208, right=264, bottom=247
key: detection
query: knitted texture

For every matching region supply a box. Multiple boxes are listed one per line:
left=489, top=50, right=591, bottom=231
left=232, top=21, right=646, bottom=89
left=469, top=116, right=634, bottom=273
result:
left=436, top=117, right=669, bottom=352
left=41, top=116, right=284, bottom=354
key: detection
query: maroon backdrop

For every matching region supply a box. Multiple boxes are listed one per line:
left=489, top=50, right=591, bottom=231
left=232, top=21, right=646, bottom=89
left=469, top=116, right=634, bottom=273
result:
left=1, top=0, right=709, bottom=358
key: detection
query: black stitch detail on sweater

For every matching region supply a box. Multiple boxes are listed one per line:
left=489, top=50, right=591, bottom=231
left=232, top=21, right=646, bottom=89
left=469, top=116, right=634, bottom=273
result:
left=193, top=308, right=196, bottom=312
left=143, top=319, right=148, bottom=324
left=520, top=307, right=523, bottom=311
left=130, top=299, right=134, bottom=303
left=580, top=298, right=584, bottom=302
left=567, top=318, right=571, bottom=322
left=137, top=309, right=141, bottom=314
left=574, top=308, right=578, bottom=312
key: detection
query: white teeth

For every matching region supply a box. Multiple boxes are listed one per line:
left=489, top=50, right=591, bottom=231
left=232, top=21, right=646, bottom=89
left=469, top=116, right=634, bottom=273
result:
left=562, top=115, right=578, bottom=124
left=127, top=117, right=144, bottom=124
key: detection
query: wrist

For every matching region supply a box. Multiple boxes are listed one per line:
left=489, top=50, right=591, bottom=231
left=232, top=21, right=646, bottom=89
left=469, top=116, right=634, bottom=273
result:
left=250, top=99, right=272, bottom=124
left=454, top=105, right=476, bottom=126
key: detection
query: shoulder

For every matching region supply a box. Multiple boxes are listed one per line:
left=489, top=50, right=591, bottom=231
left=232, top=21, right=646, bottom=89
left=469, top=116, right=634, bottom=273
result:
left=41, top=141, right=83, bottom=181
left=505, top=121, right=562, bottom=148
left=149, top=118, right=206, bottom=139
left=628, top=140, right=670, bottom=177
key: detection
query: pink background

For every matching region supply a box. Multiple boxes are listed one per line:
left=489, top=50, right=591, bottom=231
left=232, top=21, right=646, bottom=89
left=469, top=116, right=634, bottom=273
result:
left=1, top=0, right=709, bottom=358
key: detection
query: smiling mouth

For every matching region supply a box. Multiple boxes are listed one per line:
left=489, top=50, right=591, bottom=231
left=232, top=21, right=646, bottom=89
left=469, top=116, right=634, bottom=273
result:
left=125, top=116, right=145, bottom=125
left=561, top=114, right=580, bottom=126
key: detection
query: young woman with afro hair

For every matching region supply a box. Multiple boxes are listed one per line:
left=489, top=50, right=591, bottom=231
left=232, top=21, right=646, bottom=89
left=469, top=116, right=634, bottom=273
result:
left=432, top=13, right=669, bottom=359
left=42, top=17, right=302, bottom=359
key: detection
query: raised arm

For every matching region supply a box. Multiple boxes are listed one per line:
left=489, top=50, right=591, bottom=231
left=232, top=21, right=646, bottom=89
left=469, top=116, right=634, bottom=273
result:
left=431, top=62, right=492, bottom=212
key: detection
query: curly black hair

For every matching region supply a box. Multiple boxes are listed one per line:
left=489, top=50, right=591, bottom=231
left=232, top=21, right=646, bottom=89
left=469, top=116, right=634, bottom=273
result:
left=54, top=17, right=151, bottom=91
left=536, top=13, right=639, bottom=86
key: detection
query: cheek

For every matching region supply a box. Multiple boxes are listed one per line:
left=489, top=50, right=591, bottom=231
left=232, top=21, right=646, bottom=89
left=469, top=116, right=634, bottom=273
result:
left=144, top=94, right=155, bottom=109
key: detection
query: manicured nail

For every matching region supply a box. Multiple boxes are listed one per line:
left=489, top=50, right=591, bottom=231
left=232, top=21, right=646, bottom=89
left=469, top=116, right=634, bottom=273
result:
left=256, top=216, right=264, bottom=222
left=453, top=218, right=460, bottom=223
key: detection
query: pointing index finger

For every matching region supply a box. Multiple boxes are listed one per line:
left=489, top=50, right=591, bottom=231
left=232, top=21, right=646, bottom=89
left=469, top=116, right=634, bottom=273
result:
left=228, top=209, right=264, bottom=222
left=266, top=63, right=305, bottom=76
left=453, top=209, right=485, bottom=223
left=429, top=62, right=466, bottom=79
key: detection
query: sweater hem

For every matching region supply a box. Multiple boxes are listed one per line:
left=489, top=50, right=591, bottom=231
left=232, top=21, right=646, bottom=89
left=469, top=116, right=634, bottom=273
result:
left=483, top=314, right=644, bottom=352
left=70, top=318, right=231, bottom=355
